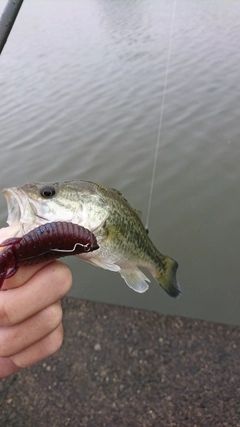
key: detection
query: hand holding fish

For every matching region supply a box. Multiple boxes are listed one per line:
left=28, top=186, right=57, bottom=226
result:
left=0, top=179, right=180, bottom=379
left=0, top=226, right=72, bottom=380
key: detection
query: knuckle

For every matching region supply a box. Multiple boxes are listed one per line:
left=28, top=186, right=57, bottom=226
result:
left=45, top=302, right=63, bottom=329
left=0, top=298, right=15, bottom=327
left=11, top=324, right=64, bottom=368
left=51, top=262, right=72, bottom=297
left=0, top=331, right=13, bottom=357
left=48, top=324, right=64, bottom=355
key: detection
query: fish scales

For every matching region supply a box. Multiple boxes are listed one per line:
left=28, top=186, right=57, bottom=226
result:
left=2, top=180, right=180, bottom=297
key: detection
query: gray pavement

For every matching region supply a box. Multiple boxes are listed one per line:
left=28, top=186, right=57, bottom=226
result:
left=1, top=297, right=240, bottom=426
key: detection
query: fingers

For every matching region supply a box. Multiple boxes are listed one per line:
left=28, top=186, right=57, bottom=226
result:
left=11, top=322, right=64, bottom=368
left=0, top=301, right=62, bottom=357
left=0, top=226, right=72, bottom=380
left=0, top=261, right=72, bottom=326
left=0, top=301, right=64, bottom=379
left=1, top=262, right=54, bottom=290
left=0, top=320, right=64, bottom=379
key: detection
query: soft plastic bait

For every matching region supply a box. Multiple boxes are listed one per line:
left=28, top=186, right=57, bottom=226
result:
left=0, top=221, right=99, bottom=288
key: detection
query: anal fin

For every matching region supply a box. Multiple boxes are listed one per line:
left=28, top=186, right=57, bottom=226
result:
left=120, top=269, right=150, bottom=293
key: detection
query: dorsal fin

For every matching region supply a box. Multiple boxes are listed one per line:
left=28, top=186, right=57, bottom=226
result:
left=110, top=188, right=142, bottom=218
left=110, top=187, right=129, bottom=204
left=110, top=188, right=123, bottom=196
left=134, top=209, right=142, bottom=219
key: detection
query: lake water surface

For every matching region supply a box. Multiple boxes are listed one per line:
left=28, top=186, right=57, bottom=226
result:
left=0, top=0, right=239, bottom=324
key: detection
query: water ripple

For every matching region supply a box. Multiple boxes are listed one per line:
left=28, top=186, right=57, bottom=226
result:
left=0, top=0, right=240, bottom=324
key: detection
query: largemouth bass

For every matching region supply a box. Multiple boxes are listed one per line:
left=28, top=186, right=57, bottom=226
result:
left=3, top=180, right=180, bottom=297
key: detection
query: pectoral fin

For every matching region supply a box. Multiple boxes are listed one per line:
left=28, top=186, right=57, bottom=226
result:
left=79, top=255, right=121, bottom=272
left=120, top=269, right=150, bottom=293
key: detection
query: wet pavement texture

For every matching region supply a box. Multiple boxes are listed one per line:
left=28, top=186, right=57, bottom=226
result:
left=1, top=298, right=240, bottom=427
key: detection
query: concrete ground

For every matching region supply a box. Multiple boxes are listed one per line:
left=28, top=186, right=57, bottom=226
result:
left=0, top=297, right=240, bottom=427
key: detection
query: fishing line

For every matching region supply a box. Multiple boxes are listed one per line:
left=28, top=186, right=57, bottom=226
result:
left=145, top=0, right=178, bottom=232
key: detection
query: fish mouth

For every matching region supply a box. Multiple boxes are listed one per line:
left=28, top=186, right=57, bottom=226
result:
left=2, top=187, right=36, bottom=226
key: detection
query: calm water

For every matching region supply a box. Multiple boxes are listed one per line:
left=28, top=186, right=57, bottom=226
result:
left=0, top=0, right=239, bottom=325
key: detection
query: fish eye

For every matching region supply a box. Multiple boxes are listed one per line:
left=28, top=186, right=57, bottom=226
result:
left=40, top=185, right=56, bottom=198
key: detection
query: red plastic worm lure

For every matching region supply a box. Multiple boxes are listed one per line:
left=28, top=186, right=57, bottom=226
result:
left=0, top=221, right=99, bottom=289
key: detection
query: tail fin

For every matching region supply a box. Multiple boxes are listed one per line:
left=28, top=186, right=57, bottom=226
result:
left=153, top=256, right=180, bottom=298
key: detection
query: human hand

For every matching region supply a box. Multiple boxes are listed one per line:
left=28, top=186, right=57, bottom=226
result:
left=0, top=226, right=72, bottom=380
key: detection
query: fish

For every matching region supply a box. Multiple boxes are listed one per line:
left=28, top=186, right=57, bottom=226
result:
left=2, top=180, right=180, bottom=297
